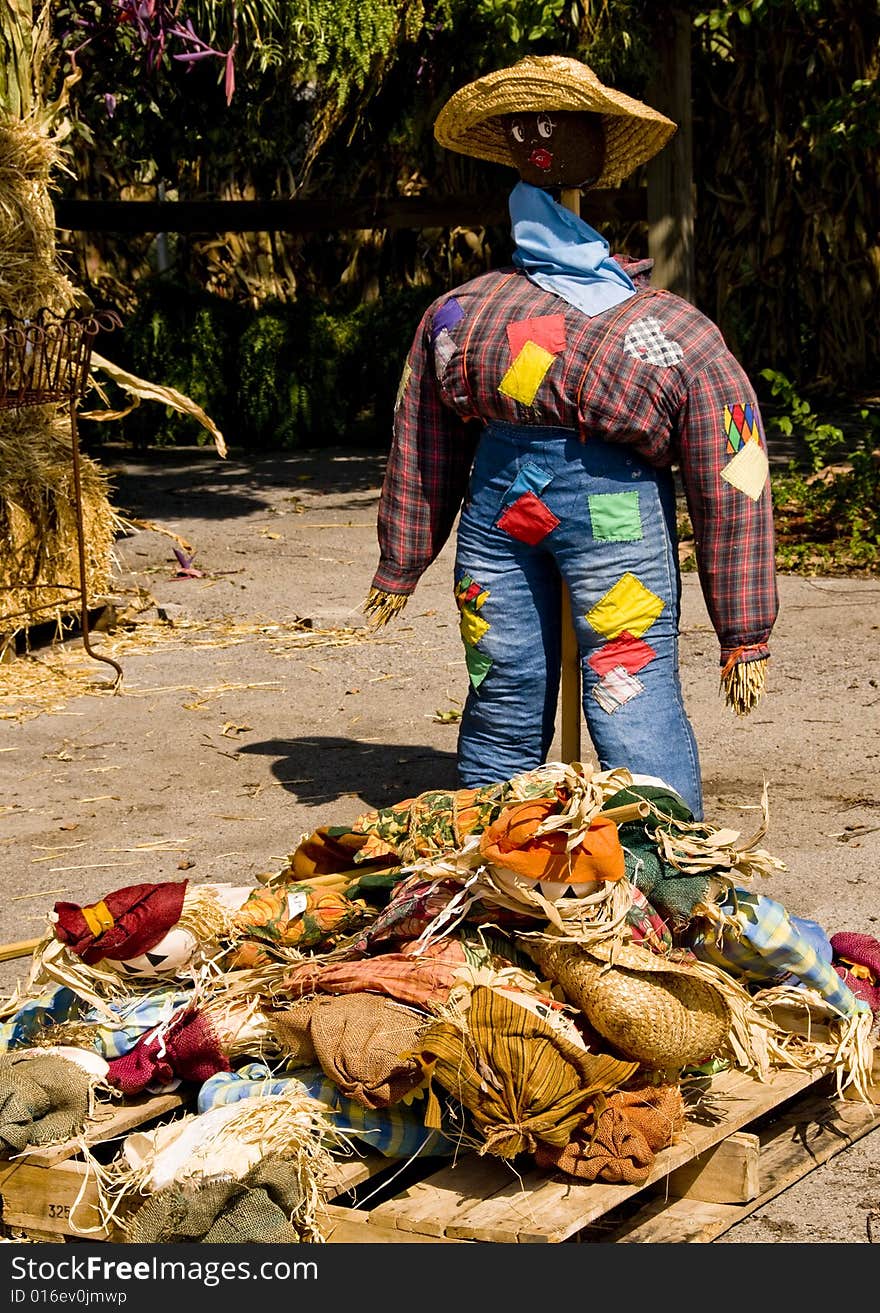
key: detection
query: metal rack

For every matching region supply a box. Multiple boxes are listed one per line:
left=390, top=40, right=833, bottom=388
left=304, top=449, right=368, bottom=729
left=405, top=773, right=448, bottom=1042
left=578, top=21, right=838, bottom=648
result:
left=0, top=307, right=123, bottom=686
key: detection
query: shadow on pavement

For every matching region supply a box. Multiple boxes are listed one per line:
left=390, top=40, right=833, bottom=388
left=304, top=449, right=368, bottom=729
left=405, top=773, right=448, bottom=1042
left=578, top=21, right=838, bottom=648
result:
left=93, top=443, right=389, bottom=524
left=238, top=735, right=459, bottom=811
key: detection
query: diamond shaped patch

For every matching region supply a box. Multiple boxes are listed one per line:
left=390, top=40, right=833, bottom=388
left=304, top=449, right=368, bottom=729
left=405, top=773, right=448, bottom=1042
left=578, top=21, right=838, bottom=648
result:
left=585, top=573, right=665, bottom=640
left=498, top=340, right=555, bottom=405
left=496, top=492, right=560, bottom=545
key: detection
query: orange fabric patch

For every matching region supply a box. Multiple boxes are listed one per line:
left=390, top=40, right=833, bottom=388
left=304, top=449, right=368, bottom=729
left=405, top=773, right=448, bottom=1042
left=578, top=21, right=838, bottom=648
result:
left=479, top=799, right=625, bottom=884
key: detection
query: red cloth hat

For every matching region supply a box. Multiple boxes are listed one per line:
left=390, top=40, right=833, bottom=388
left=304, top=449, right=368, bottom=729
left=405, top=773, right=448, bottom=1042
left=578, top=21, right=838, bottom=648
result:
left=53, top=882, right=188, bottom=965
left=830, top=931, right=880, bottom=1014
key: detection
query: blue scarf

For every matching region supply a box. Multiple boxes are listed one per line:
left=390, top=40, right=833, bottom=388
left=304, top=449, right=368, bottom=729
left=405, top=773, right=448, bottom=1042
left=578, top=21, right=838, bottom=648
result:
left=509, top=180, right=636, bottom=317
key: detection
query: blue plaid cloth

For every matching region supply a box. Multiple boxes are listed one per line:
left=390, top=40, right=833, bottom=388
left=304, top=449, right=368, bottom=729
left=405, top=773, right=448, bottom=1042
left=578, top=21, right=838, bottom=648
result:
left=198, top=1063, right=457, bottom=1160
left=80, top=989, right=194, bottom=1059
left=684, top=890, right=866, bottom=1018
left=0, top=985, right=81, bottom=1052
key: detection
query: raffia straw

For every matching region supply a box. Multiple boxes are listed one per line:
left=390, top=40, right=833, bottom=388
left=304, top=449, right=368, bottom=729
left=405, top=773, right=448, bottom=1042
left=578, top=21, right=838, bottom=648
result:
left=750, top=983, right=877, bottom=1103
left=82, top=1092, right=348, bottom=1241
left=362, top=587, right=408, bottom=627
left=720, top=654, right=768, bottom=716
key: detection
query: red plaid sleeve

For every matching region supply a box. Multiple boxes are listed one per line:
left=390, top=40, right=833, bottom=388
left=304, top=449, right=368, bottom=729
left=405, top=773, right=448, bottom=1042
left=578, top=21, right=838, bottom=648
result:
left=371, top=305, right=478, bottom=594
left=676, top=355, right=779, bottom=662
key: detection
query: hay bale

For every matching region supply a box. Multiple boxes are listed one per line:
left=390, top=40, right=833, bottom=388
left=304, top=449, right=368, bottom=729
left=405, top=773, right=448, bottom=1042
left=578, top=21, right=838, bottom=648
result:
left=0, top=113, right=76, bottom=317
left=0, top=409, right=118, bottom=637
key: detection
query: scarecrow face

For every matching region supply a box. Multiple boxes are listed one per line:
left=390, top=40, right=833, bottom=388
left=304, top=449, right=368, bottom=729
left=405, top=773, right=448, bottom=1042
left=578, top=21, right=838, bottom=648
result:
left=499, top=110, right=606, bottom=189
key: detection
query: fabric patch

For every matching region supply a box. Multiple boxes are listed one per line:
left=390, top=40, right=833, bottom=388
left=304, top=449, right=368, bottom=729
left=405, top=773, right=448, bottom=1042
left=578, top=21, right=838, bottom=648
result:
left=588, top=491, right=643, bottom=542
left=431, top=298, right=464, bottom=340
left=501, top=462, right=553, bottom=507
left=587, top=631, right=657, bottom=678
left=394, top=360, right=412, bottom=413
left=496, top=492, right=561, bottom=545
left=585, top=572, right=665, bottom=641
left=724, top=402, right=760, bottom=454
left=622, top=316, right=684, bottom=368
left=459, top=608, right=490, bottom=647
left=434, top=328, right=457, bottom=378
left=455, top=576, right=488, bottom=609
left=455, top=574, right=491, bottom=648
left=506, top=314, right=567, bottom=360
left=498, top=340, right=555, bottom=405
left=720, top=440, right=769, bottom=501
left=592, top=665, right=645, bottom=714
left=465, top=645, right=493, bottom=690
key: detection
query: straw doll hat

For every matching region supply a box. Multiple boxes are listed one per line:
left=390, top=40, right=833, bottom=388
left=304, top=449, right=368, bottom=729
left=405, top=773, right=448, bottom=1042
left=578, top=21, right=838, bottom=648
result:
left=521, top=934, right=734, bottom=1073
left=434, top=55, right=677, bottom=188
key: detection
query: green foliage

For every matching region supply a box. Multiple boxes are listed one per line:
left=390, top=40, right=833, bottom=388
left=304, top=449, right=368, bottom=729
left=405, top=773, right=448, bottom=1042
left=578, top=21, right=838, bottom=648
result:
left=759, top=369, right=845, bottom=471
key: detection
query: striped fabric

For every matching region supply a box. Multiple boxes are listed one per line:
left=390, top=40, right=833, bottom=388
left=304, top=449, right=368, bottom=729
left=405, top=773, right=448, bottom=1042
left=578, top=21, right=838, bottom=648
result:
left=418, top=985, right=636, bottom=1158
left=197, top=1063, right=457, bottom=1160
left=372, top=263, right=778, bottom=664
left=80, top=989, right=195, bottom=1059
left=684, top=890, right=866, bottom=1018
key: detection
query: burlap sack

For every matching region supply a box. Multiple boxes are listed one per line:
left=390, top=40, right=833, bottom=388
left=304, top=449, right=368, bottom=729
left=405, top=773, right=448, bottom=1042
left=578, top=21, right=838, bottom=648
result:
left=535, top=1083, right=685, bottom=1183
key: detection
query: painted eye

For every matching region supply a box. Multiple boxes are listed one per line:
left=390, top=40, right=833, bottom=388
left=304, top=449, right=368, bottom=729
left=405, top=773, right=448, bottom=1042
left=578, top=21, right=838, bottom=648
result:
left=536, top=114, right=554, bottom=139
left=511, top=122, right=526, bottom=143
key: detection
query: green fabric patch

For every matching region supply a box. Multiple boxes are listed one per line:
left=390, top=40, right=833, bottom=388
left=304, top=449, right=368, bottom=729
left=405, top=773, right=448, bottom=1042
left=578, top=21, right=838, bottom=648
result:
left=588, top=491, right=643, bottom=542
left=465, top=645, right=493, bottom=689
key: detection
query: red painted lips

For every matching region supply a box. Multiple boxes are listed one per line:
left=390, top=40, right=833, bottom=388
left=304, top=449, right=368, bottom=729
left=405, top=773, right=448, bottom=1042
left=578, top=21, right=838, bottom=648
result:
left=528, top=148, right=553, bottom=170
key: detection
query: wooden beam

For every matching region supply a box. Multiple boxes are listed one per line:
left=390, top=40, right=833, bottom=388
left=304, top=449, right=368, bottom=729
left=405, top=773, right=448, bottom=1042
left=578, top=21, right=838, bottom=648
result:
left=53, top=190, right=646, bottom=236
left=646, top=8, right=695, bottom=301
left=664, top=1130, right=760, bottom=1203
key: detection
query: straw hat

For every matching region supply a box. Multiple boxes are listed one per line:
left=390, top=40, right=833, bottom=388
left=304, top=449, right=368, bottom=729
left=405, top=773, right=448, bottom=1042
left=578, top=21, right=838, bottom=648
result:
left=521, top=935, right=732, bottom=1072
left=434, top=55, right=677, bottom=189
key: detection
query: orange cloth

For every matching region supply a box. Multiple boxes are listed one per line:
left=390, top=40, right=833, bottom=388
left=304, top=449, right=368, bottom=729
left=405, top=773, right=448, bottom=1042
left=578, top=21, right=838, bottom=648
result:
left=289, top=826, right=399, bottom=880
left=479, top=800, right=625, bottom=884
left=535, top=1083, right=685, bottom=1183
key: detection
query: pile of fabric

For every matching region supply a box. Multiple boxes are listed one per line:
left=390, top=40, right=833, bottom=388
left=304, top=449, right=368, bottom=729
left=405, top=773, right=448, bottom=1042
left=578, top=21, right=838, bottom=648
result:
left=0, top=762, right=877, bottom=1242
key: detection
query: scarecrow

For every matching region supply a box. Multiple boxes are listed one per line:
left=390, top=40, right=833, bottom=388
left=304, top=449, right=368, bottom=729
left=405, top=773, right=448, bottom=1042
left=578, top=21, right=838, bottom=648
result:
left=364, top=55, right=778, bottom=821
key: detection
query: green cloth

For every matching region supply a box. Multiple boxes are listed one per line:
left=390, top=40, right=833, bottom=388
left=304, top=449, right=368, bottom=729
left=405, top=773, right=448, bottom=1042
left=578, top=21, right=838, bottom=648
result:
left=125, top=1155, right=308, bottom=1244
left=0, top=1053, right=92, bottom=1155
left=605, top=784, right=710, bottom=929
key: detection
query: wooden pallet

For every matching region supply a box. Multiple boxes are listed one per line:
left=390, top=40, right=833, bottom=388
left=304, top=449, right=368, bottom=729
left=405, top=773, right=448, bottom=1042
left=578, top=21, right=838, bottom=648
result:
left=320, top=1058, right=880, bottom=1245
left=2, top=1058, right=877, bottom=1244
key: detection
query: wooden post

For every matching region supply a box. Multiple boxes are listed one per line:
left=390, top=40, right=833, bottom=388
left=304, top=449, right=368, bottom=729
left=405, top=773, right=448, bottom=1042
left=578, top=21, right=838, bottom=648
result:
left=558, top=186, right=583, bottom=763
left=646, top=8, right=695, bottom=301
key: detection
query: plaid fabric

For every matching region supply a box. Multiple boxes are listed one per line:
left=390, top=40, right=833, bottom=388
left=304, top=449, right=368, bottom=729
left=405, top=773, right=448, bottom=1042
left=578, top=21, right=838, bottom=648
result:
left=0, top=986, right=81, bottom=1053
left=684, top=891, right=867, bottom=1018
left=197, top=1063, right=457, bottom=1160
left=373, top=262, right=778, bottom=661
left=81, top=989, right=194, bottom=1059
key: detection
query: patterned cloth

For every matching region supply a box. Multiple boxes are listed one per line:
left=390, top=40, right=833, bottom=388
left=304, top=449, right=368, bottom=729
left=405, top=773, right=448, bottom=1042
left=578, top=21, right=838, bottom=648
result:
left=372, top=264, right=777, bottom=665
left=351, top=771, right=560, bottom=867
left=81, top=990, right=194, bottom=1060
left=0, top=986, right=82, bottom=1054
left=684, top=890, right=867, bottom=1018
left=198, top=1063, right=457, bottom=1160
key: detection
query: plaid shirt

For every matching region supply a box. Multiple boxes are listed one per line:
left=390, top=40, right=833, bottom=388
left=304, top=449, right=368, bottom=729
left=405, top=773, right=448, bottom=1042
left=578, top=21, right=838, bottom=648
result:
left=372, top=263, right=778, bottom=662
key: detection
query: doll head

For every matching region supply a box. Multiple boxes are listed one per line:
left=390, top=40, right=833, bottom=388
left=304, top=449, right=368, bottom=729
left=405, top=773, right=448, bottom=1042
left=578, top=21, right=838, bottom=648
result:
left=434, top=55, right=675, bottom=191
left=499, top=110, right=606, bottom=189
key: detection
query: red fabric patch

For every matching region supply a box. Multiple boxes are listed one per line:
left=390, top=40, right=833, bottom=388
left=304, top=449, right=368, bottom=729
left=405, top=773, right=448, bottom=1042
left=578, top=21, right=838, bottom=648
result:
left=496, top=492, right=561, bottom=545
left=506, top=314, right=567, bottom=360
left=587, top=630, right=657, bottom=678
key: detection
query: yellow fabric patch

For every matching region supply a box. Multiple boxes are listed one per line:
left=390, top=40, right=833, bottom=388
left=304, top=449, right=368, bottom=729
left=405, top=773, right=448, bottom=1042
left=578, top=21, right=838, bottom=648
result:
left=460, top=609, right=490, bottom=646
left=720, top=440, right=770, bottom=501
left=586, top=573, right=665, bottom=640
left=498, top=341, right=555, bottom=406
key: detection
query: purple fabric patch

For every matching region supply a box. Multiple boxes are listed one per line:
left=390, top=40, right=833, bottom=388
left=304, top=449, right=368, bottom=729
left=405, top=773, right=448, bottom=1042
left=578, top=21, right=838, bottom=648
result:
left=431, top=298, right=465, bottom=340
